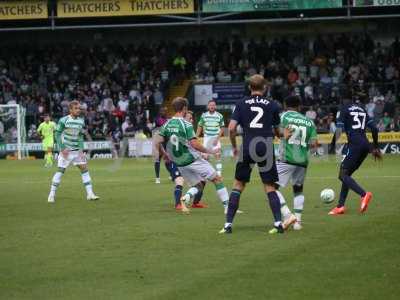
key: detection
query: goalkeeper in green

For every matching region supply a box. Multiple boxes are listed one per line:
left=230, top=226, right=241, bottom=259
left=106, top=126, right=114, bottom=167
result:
left=47, top=100, right=99, bottom=203
left=37, top=114, right=56, bottom=167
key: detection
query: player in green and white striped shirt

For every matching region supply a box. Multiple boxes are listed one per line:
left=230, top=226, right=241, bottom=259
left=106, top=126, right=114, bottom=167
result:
left=47, top=100, right=99, bottom=203
left=196, top=100, right=225, bottom=176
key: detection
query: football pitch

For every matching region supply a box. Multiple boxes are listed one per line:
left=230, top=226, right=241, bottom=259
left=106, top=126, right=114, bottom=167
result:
left=1, top=155, right=400, bottom=300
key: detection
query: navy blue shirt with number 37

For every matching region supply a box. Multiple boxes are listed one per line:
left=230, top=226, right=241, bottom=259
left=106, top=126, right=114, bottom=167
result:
left=336, top=103, right=375, bottom=146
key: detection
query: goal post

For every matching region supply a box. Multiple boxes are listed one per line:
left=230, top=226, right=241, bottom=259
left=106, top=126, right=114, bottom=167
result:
left=0, top=104, right=27, bottom=160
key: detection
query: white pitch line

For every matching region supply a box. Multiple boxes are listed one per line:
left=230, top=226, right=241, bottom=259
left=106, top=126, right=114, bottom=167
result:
left=0, top=175, right=399, bottom=185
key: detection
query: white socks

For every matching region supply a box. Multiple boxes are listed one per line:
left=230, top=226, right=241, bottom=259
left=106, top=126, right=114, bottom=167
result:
left=81, top=171, right=94, bottom=196
left=215, top=184, right=229, bottom=207
left=49, top=169, right=96, bottom=198
left=294, top=194, right=305, bottom=222
left=50, top=171, right=64, bottom=196
left=183, top=187, right=199, bottom=203
left=276, top=190, right=292, bottom=219
left=216, top=161, right=222, bottom=176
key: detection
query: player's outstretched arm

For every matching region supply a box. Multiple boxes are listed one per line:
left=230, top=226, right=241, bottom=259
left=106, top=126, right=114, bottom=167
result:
left=189, top=138, right=216, bottom=155
left=154, top=134, right=169, bottom=162
left=196, top=125, right=203, bottom=138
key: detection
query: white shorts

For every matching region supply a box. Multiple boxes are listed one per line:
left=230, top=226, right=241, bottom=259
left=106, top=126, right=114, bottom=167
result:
left=203, top=136, right=221, bottom=151
left=276, top=161, right=307, bottom=188
left=58, top=150, right=87, bottom=169
left=178, top=158, right=217, bottom=186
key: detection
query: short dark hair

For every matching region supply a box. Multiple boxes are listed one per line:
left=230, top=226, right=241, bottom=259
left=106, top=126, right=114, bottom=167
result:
left=69, top=100, right=80, bottom=110
left=208, top=99, right=216, bottom=104
left=284, top=96, right=301, bottom=108
left=171, top=97, right=188, bottom=113
left=248, top=74, right=266, bottom=92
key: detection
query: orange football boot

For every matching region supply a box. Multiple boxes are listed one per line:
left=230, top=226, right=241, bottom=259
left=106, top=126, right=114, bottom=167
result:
left=328, top=206, right=346, bottom=215
left=192, top=202, right=208, bottom=208
left=360, top=192, right=373, bottom=213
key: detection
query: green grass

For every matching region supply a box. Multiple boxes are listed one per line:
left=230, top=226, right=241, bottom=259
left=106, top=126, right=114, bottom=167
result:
left=1, top=155, right=400, bottom=300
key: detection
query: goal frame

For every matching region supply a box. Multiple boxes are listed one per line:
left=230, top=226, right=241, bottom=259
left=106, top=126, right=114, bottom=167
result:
left=0, top=104, right=25, bottom=160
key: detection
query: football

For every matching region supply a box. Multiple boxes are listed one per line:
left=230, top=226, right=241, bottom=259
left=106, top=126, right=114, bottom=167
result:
left=320, top=189, right=335, bottom=204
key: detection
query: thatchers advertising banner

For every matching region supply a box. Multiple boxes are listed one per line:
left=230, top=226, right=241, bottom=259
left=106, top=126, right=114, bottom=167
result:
left=57, top=0, right=194, bottom=18
left=202, top=0, right=342, bottom=13
left=0, top=0, right=47, bottom=20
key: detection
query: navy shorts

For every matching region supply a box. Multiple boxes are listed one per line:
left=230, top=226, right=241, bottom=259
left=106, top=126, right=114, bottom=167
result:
left=169, top=162, right=182, bottom=181
left=341, top=143, right=370, bottom=175
left=235, top=146, right=278, bottom=184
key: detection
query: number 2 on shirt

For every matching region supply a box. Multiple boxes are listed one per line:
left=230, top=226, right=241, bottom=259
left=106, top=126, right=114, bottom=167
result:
left=249, top=107, right=264, bottom=128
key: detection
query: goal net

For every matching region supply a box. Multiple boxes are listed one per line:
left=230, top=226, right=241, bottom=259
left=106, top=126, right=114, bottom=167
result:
left=0, top=104, right=27, bottom=160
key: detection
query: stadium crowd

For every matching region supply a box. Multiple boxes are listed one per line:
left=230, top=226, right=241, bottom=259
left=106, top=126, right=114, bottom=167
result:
left=192, top=34, right=400, bottom=132
left=0, top=33, right=400, bottom=144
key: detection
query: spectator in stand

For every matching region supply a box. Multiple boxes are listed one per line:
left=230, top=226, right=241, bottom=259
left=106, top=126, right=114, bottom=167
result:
left=388, top=117, right=400, bottom=131
left=328, top=113, right=336, bottom=134
left=381, top=112, right=393, bottom=131
left=306, top=106, right=317, bottom=122
left=27, top=124, right=40, bottom=142
left=153, top=88, right=163, bottom=106
left=118, top=94, right=129, bottom=116
left=384, top=92, right=396, bottom=117
left=287, top=68, right=299, bottom=86
left=374, top=97, right=385, bottom=122
left=366, top=98, right=376, bottom=119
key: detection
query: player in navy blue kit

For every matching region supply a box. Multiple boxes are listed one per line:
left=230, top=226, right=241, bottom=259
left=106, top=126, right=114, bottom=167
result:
left=220, top=74, right=284, bottom=234
left=329, top=97, right=382, bottom=215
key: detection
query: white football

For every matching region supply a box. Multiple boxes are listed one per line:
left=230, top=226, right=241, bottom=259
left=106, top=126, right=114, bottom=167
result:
left=320, top=189, right=335, bottom=204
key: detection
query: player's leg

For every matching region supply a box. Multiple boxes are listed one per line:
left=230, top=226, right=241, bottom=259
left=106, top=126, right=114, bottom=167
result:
left=330, top=147, right=369, bottom=214
left=74, top=151, right=99, bottom=200
left=275, top=162, right=294, bottom=222
left=264, top=183, right=284, bottom=234
left=220, top=179, right=246, bottom=234
left=219, top=159, right=251, bottom=233
left=169, top=162, right=184, bottom=210
left=176, top=165, right=201, bottom=213
left=274, top=184, right=297, bottom=230
left=43, top=141, right=50, bottom=167
left=258, top=159, right=283, bottom=234
left=165, top=161, right=173, bottom=180
left=173, top=176, right=184, bottom=209
left=48, top=152, right=71, bottom=202
left=78, top=164, right=99, bottom=200
left=192, top=181, right=208, bottom=208
left=291, top=166, right=307, bottom=230
left=214, top=138, right=223, bottom=176
left=187, top=158, right=229, bottom=211
left=210, top=175, right=230, bottom=212
left=47, top=146, right=54, bottom=167
left=180, top=183, right=202, bottom=213
left=292, top=185, right=304, bottom=230
left=154, top=157, right=161, bottom=184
